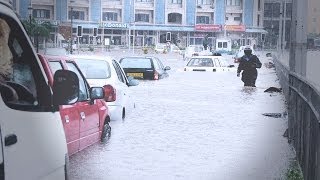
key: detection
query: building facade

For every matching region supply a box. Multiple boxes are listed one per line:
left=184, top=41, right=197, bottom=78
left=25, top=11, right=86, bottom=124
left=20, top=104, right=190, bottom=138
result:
left=263, top=0, right=292, bottom=49
left=9, top=0, right=265, bottom=49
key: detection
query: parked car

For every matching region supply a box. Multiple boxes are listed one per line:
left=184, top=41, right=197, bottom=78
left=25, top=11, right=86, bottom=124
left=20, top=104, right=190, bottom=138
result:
left=119, top=56, right=171, bottom=80
left=44, top=47, right=68, bottom=56
left=72, top=55, right=139, bottom=121
left=154, top=43, right=167, bottom=53
left=0, top=2, right=77, bottom=179
left=38, top=54, right=112, bottom=156
left=233, top=45, right=257, bottom=63
left=184, top=55, right=236, bottom=72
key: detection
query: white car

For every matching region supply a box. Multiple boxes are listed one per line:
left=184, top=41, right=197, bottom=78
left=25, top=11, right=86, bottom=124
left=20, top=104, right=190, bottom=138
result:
left=72, top=55, right=139, bottom=121
left=184, top=55, right=236, bottom=72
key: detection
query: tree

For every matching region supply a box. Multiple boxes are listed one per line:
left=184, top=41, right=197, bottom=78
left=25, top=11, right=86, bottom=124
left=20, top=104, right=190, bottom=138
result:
left=22, top=18, right=52, bottom=49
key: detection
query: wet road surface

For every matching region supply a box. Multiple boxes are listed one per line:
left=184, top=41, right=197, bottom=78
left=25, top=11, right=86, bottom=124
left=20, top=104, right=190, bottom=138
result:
left=69, top=51, right=294, bottom=180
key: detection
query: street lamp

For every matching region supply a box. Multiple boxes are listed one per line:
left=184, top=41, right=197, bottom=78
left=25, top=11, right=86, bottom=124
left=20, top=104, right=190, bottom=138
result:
left=27, top=2, right=33, bottom=40
left=70, top=0, right=75, bottom=54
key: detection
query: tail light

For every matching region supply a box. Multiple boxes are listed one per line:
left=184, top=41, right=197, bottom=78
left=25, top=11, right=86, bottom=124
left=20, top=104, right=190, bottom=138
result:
left=154, top=71, right=159, bottom=80
left=103, top=85, right=116, bottom=102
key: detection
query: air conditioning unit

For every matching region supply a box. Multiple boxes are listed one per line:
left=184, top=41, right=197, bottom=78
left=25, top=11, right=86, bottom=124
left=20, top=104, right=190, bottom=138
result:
left=197, top=5, right=202, bottom=8
left=210, top=6, right=214, bottom=9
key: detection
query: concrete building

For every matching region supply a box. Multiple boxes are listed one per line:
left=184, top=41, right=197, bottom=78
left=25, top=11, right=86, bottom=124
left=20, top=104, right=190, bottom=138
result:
left=263, top=0, right=292, bottom=49
left=8, top=0, right=266, bottom=49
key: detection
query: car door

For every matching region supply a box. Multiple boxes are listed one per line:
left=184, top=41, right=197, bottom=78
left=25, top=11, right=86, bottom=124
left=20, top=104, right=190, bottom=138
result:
left=153, top=57, right=168, bottom=78
left=112, top=60, right=132, bottom=112
left=65, top=62, right=100, bottom=151
left=46, top=60, right=81, bottom=156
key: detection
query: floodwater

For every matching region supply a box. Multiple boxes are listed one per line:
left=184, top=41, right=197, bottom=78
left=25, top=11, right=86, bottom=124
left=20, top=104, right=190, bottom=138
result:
left=69, top=51, right=294, bottom=180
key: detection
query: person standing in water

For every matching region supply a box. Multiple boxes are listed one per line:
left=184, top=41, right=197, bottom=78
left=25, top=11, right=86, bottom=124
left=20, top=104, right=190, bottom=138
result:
left=237, top=46, right=262, bottom=87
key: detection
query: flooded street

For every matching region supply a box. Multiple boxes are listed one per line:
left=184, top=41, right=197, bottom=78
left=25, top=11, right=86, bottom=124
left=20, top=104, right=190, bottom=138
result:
left=69, top=51, right=294, bottom=180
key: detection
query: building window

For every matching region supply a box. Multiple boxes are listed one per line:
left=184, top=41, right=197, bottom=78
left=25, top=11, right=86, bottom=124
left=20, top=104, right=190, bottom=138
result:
left=257, top=14, right=260, bottom=26
left=264, top=3, right=280, bottom=18
left=103, top=12, right=118, bottom=21
left=69, top=11, right=85, bottom=20
left=234, top=16, right=241, bottom=21
left=197, top=0, right=212, bottom=5
left=168, top=13, right=182, bottom=24
left=258, top=0, right=261, bottom=11
left=226, top=0, right=241, bottom=6
left=135, top=14, right=150, bottom=22
left=136, top=0, right=153, bottom=2
left=196, top=16, right=210, bottom=24
left=33, top=9, right=50, bottom=19
left=171, top=0, right=182, bottom=4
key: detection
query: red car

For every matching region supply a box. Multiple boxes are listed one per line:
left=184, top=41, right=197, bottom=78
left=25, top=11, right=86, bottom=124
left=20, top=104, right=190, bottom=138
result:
left=38, top=54, right=112, bottom=156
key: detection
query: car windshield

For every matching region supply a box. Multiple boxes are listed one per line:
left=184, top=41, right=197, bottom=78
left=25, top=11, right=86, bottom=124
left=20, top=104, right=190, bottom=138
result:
left=187, top=58, right=214, bottom=67
left=74, top=58, right=111, bottom=79
left=120, top=58, right=152, bottom=68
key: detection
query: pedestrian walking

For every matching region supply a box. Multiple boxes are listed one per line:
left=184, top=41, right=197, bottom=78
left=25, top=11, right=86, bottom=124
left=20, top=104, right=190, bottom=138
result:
left=237, top=46, right=262, bottom=87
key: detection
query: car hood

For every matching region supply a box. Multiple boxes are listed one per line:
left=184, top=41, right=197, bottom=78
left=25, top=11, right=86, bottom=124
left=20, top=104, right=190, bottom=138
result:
left=86, top=79, right=110, bottom=87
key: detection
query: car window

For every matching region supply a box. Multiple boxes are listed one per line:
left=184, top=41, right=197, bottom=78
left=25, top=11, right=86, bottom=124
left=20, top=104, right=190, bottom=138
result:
left=65, top=62, right=89, bottom=101
left=112, top=60, right=126, bottom=84
left=44, top=48, right=67, bottom=56
left=187, top=58, right=214, bottom=67
left=213, top=58, right=221, bottom=67
left=48, top=61, right=63, bottom=75
left=75, top=58, right=111, bottom=79
left=155, top=58, right=165, bottom=69
left=152, top=58, right=160, bottom=70
left=119, top=58, right=152, bottom=68
left=0, top=16, right=53, bottom=111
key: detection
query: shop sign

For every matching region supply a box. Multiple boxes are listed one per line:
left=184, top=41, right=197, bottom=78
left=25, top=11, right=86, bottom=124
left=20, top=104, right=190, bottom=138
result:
left=195, top=24, right=222, bottom=31
left=224, top=25, right=246, bottom=32
left=100, top=23, right=129, bottom=29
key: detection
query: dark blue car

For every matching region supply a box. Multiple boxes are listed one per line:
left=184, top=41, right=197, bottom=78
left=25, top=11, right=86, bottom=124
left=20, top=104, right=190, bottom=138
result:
left=119, top=56, right=171, bottom=80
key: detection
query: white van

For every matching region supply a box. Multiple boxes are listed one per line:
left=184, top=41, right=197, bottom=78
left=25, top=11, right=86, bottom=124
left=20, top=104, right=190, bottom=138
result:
left=0, top=2, right=79, bottom=179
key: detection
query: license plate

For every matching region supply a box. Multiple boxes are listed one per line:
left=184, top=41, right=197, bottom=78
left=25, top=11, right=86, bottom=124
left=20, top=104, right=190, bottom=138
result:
left=127, top=73, right=143, bottom=78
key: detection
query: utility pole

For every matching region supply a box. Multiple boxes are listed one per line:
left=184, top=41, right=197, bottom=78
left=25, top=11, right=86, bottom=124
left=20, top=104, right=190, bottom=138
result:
left=70, top=0, right=74, bottom=54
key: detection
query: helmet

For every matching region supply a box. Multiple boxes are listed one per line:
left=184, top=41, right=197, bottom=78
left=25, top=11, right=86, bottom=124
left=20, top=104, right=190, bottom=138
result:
left=244, top=46, right=252, bottom=56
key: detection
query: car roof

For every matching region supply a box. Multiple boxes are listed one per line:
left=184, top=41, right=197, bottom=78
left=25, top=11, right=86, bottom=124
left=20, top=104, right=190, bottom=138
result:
left=69, top=55, right=114, bottom=62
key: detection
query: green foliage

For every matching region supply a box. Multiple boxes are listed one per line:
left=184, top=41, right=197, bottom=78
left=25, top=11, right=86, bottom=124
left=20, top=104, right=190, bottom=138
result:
left=285, top=160, right=304, bottom=180
left=22, top=18, right=52, bottom=39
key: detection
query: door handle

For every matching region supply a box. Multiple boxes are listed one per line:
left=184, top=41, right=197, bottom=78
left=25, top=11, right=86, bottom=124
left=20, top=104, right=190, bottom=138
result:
left=5, top=134, right=17, bottom=146
left=80, top=112, right=85, bottom=121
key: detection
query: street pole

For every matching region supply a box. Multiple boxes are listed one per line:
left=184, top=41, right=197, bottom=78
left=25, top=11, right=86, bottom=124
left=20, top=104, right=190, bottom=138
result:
left=70, top=6, right=73, bottom=54
left=28, top=2, right=33, bottom=44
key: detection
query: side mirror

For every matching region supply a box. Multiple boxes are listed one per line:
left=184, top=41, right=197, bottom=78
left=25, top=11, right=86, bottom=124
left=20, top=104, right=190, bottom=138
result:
left=128, top=77, right=139, bottom=87
left=164, top=66, right=171, bottom=71
left=89, top=87, right=104, bottom=100
left=53, top=70, right=79, bottom=106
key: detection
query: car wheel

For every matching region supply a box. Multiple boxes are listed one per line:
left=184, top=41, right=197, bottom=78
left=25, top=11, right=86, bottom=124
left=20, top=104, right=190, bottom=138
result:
left=101, top=121, right=111, bottom=142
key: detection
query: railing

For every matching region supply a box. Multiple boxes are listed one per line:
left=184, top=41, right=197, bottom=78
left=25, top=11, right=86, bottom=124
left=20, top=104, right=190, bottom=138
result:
left=274, top=56, right=320, bottom=180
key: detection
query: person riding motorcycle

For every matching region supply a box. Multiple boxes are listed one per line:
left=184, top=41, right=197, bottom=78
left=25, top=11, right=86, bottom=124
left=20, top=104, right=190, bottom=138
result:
left=236, top=46, right=262, bottom=87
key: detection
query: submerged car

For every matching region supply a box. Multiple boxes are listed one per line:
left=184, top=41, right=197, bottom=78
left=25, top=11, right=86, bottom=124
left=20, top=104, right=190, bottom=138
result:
left=38, top=54, right=111, bottom=156
left=119, top=56, right=171, bottom=80
left=72, top=55, right=139, bottom=121
left=184, top=55, right=236, bottom=72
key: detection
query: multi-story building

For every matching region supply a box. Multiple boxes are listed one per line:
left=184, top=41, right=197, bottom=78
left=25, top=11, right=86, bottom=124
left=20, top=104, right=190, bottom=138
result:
left=263, top=0, right=292, bottom=49
left=8, top=0, right=265, bottom=49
